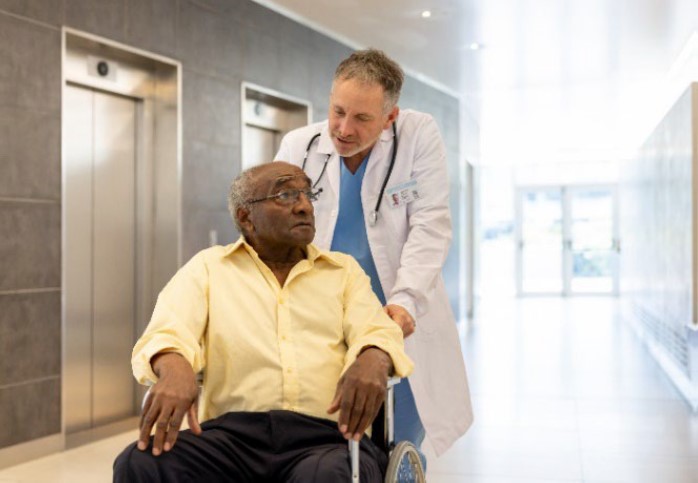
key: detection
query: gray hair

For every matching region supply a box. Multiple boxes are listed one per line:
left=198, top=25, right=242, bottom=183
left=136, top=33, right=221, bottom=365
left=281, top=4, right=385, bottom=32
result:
left=228, top=166, right=263, bottom=233
left=333, top=48, right=404, bottom=113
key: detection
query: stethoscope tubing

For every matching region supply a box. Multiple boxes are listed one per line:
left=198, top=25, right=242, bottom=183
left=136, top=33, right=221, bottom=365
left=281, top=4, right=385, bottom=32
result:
left=301, top=122, right=398, bottom=225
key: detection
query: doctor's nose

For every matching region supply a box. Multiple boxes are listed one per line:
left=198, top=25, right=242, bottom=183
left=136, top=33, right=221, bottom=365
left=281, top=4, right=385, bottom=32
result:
left=336, top=118, right=354, bottom=137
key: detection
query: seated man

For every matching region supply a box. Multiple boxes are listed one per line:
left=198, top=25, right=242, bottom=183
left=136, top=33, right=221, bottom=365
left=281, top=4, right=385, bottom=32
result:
left=113, top=162, right=413, bottom=482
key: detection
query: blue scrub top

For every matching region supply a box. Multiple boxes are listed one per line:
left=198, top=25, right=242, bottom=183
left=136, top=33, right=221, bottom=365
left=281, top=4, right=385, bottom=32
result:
left=330, top=157, right=386, bottom=304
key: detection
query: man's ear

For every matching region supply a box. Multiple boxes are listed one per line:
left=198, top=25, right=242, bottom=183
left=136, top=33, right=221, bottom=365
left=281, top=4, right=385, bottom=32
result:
left=383, top=105, right=399, bottom=130
left=237, top=206, right=254, bottom=235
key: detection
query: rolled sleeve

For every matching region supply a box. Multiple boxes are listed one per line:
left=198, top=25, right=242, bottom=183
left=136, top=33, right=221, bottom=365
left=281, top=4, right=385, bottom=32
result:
left=131, top=253, right=210, bottom=385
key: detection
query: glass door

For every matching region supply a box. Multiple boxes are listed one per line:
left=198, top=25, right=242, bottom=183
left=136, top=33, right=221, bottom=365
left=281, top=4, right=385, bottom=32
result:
left=566, top=187, right=618, bottom=294
left=516, top=185, right=618, bottom=296
left=517, top=188, right=564, bottom=294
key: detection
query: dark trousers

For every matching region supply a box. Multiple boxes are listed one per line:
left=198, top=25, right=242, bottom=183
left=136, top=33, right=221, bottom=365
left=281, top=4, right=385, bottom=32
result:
left=113, top=410, right=387, bottom=482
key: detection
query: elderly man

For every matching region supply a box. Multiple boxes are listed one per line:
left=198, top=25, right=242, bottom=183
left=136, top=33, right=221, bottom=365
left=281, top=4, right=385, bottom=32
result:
left=113, top=162, right=412, bottom=482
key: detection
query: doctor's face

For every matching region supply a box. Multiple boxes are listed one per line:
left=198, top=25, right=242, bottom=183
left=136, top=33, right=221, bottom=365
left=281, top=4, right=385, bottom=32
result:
left=328, top=78, right=398, bottom=163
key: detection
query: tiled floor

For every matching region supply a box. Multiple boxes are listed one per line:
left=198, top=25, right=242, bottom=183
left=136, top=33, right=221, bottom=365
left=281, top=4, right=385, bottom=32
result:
left=1, top=297, right=697, bottom=482
left=424, top=297, right=698, bottom=483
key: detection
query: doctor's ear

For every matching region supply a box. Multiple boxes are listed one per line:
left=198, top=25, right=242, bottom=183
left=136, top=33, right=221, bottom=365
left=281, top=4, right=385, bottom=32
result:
left=384, top=106, right=399, bottom=129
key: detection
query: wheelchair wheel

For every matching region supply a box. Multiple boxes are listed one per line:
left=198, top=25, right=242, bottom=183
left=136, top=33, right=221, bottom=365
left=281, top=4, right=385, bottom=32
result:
left=384, top=441, right=426, bottom=483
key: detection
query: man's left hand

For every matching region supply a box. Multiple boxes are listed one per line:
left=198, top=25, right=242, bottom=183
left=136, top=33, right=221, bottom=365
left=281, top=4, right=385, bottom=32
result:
left=327, top=347, right=393, bottom=441
left=385, top=304, right=416, bottom=338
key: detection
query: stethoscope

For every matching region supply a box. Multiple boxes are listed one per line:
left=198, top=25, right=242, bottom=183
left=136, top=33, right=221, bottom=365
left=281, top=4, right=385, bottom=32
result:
left=301, top=122, right=398, bottom=227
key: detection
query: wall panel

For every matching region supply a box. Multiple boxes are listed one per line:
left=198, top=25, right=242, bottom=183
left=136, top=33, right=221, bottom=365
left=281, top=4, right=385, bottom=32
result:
left=620, top=84, right=698, bottom=405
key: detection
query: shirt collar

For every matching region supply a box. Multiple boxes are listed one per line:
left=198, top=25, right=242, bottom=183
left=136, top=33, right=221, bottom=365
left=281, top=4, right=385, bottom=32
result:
left=223, top=236, right=342, bottom=267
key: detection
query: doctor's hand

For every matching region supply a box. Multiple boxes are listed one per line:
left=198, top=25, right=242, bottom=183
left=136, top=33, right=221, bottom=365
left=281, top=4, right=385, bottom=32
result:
left=385, top=304, right=416, bottom=338
left=327, top=347, right=393, bottom=441
left=138, top=352, right=202, bottom=456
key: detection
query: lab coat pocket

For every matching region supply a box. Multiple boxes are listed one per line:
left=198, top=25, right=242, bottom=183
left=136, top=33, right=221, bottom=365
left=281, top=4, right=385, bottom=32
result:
left=379, top=203, right=408, bottom=242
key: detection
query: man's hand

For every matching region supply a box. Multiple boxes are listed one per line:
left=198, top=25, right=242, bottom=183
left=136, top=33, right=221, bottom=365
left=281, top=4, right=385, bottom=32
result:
left=385, top=304, right=416, bottom=338
left=138, top=353, right=202, bottom=456
left=327, top=347, right=393, bottom=441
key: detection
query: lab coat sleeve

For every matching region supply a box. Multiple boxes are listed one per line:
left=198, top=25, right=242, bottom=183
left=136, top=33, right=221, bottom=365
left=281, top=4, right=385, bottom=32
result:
left=387, top=115, right=453, bottom=319
left=341, top=256, right=414, bottom=377
left=131, top=251, right=210, bottom=385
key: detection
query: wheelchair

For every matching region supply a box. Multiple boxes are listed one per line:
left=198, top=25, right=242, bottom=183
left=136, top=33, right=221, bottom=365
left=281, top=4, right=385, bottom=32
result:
left=142, top=376, right=425, bottom=482
left=349, top=377, right=425, bottom=483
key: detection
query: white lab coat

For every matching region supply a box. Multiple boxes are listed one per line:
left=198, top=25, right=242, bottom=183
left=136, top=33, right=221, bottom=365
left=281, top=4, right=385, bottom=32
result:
left=275, top=109, right=473, bottom=455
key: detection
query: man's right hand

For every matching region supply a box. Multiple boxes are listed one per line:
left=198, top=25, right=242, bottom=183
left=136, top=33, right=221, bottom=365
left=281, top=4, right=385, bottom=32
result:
left=138, top=352, right=202, bottom=456
left=327, top=347, right=392, bottom=441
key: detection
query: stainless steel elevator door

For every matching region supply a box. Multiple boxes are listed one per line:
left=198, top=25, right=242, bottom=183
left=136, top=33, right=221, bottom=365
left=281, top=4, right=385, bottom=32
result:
left=64, top=85, right=137, bottom=433
left=244, top=125, right=278, bottom=168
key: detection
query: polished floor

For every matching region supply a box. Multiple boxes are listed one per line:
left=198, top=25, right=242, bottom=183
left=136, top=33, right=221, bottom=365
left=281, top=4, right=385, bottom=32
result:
left=1, top=297, right=696, bottom=482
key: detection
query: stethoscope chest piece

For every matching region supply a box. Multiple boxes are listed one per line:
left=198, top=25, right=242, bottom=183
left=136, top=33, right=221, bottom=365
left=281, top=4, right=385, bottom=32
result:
left=368, top=211, right=378, bottom=227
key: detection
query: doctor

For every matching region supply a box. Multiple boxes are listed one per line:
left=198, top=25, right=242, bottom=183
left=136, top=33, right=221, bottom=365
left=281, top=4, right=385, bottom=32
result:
left=275, top=49, right=473, bottom=459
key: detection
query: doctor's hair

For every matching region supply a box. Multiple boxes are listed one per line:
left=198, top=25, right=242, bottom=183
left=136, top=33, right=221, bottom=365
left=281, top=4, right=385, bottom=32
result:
left=334, top=48, right=404, bottom=113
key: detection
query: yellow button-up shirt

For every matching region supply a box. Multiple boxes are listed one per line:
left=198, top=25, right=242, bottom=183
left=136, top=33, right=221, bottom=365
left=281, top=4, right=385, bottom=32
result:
left=132, top=237, right=413, bottom=423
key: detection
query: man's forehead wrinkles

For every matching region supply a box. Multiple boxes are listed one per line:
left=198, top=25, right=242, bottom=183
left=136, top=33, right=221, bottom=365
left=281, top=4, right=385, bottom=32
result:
left=271, top=173, right=311, bottom=190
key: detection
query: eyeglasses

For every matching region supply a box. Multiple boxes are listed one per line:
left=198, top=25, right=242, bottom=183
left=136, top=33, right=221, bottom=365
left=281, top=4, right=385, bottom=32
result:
left=247, top=188, right=322, bottom=206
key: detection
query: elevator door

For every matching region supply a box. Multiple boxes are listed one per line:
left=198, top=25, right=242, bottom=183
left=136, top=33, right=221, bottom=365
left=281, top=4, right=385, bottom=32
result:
left=64, top=84, right=137, bottom=433
left=244, top=125, right=278, bottom=168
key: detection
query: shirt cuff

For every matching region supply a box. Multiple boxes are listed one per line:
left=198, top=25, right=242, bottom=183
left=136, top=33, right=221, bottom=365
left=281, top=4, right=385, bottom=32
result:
left=132, top=338, right=195, bottom=385
left=343, top=338, right=414, bottom=379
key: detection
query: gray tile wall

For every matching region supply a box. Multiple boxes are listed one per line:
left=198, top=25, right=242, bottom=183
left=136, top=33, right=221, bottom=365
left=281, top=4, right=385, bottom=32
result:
left=0, top=6, right=62, bottom=449
left=0, top=0, right=464, bottom=449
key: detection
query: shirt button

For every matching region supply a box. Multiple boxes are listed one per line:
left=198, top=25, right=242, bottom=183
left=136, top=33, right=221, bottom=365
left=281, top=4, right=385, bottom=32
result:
left=281, top=335, right=287, bottom=341
left=287, top=368, right=292, bottom=374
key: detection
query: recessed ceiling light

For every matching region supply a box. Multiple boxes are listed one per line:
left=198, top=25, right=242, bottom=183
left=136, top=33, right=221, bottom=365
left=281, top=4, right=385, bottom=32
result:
left=421, top=10, right=432, bottom=18
left=468, top=42, right=483, bottom=50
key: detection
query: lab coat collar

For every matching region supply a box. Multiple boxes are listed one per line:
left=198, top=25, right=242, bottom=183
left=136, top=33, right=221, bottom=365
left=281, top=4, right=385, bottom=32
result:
left=317, top=124, right=335, bottom=154
left=380, top=122, right=396, bottom=142
left=316, top=125, right=341, bottom=201
left=363, top=123, right=397, bottom=189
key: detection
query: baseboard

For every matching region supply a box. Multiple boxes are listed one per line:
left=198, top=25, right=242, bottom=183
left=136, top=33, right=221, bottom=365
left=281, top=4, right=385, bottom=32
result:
left=65, top=417, right=139, bottom=449
left=0, top=433, right=63, bottom=470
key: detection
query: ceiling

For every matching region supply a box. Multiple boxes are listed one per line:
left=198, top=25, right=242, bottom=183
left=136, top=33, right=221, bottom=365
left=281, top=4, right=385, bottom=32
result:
left=257, top=0, right=698, bottom=165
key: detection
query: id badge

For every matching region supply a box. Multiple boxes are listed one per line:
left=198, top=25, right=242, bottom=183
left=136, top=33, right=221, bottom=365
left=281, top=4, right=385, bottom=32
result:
left=385, top=180, right=421, bottom=208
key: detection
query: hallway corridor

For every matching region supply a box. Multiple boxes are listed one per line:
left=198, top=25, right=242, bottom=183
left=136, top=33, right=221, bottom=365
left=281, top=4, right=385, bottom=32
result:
left=425, top=297, right=698, bottom=482
left=1, top=297, right=696, bottom=482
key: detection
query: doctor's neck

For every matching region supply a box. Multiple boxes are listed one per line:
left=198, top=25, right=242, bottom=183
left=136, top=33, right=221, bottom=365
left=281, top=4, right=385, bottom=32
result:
left=342, top=147, right=373, bottom=174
